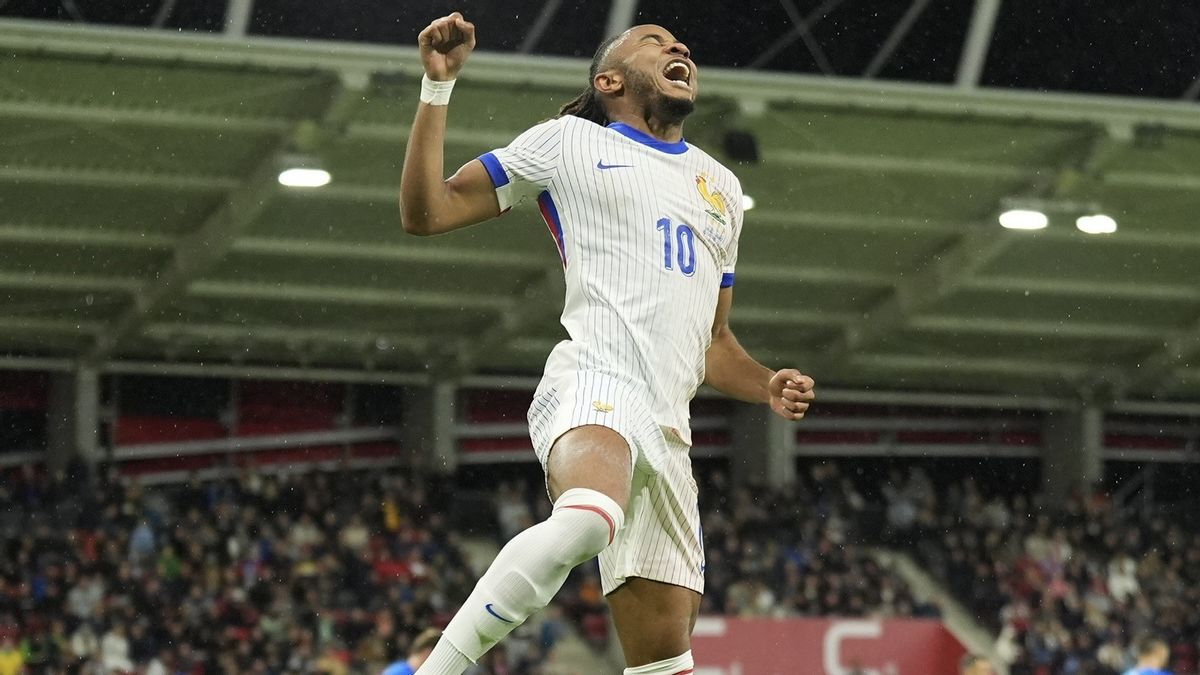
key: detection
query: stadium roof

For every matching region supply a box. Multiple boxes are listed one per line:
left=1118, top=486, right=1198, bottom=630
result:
left=0, top=18, right=1198, bottom=403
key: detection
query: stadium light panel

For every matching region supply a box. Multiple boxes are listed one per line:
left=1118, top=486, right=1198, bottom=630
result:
left=998, top=209, right=1048, bottom=230
left=1075, top=214, right=1117, bottom=234
left=278, top=167, right=331, bottom=188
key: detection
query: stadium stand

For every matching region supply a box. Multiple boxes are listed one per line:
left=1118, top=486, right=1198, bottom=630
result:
left=0, top=456, right=937, bottom=675
left=0, top=464, right=565, bottom=674
left=912, top=474, right=1200, bottom=675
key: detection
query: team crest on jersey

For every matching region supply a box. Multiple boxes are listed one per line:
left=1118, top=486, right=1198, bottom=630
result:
left=694, top=173, right=729, bottom=228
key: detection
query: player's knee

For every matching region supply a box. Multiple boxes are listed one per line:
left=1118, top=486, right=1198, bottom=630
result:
left=547, top=426, right=633, bottom=508
left=550, top=487, right=625, bottom=563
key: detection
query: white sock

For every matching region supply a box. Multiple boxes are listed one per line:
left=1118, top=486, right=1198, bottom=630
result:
left=625, top=650, right=694, bottom=674
left=419, top=639, right=471, bottom=674
left=417, top=488, right=624, bottom=674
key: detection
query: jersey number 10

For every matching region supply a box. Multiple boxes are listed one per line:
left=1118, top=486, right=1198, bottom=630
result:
left=656, top=218, right=697, bottom=277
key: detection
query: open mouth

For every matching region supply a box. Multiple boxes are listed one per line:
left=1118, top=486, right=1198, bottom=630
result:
left=663, top=60, right=692, bottom=90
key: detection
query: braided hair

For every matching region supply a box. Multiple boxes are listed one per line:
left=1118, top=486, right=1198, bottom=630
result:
left=557, top=33, right=624, bottom=126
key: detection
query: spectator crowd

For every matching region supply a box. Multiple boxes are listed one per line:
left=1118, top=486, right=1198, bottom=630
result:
left=895, top=469, right=1200, bottom=675
left=5, top=455, right=1193, bottom=675
left=0, top=464, right=563, bottom=675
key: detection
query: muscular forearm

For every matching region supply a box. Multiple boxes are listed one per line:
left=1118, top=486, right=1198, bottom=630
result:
left=399, top=102, right=451, bottom=234
left=401, top=13, right=495, bottom=236
left=704, top=328, right=773, bottom=404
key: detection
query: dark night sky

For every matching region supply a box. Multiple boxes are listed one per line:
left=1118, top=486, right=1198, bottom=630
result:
left=4, top=0, right=1200, bottom=99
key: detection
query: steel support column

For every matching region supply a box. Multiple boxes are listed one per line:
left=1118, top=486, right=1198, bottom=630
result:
left=955, top=0, right=1002, bottom=89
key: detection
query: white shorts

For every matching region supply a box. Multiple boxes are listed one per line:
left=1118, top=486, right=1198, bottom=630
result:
left=528, top=371, right=705, bottom=596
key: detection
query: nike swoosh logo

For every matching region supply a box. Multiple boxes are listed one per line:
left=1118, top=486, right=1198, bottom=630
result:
left=596, top=160, right=634, bottom=170
left=485, top=603, right=514, bottom=623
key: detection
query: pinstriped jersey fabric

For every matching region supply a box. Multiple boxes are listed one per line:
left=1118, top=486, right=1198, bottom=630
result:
left=481, top=115, right=744, bottom=445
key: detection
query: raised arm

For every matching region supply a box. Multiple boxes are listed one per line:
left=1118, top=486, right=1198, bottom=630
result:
left=704, top=286, right=816, bottom=421
left=400, top=12, right=502, bottom=236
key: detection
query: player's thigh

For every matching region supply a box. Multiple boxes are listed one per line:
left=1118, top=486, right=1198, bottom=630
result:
left=546, top=424, right=633, bottom=510
left=607, top=577, right=702, bottom=667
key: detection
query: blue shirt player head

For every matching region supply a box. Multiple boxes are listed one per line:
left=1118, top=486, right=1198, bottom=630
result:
left=1124, top=636, right=1172, bottom=675
left=382, top=628, right=442, bottom=675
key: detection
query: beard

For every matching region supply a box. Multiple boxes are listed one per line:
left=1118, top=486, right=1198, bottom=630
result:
left=624, top=68, right=695, bottom=122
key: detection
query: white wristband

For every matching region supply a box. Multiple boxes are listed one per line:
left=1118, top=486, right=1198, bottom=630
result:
left=420, top=75, right=456, bottom=105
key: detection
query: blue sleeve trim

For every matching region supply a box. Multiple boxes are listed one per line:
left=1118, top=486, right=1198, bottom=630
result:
left=478, top=152, right=509, bottom=188
left=538, top=190, right=567, bottom=267
left=720, top=272, right=736, bottom=288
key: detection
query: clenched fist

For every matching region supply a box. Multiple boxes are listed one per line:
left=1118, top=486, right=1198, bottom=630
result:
left=419, top=12, right=476, bottom=82
left=769, top=369, right=815, bottom=421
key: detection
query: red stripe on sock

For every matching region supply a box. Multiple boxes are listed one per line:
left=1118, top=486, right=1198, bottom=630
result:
left=562, top=504, right=616, bottom=545
left=672, top=669, right=694, bottom=674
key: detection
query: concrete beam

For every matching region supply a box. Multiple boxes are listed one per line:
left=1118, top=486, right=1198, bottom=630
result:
left=449, top=266, right=563, bottom=375
left=0, top=272, right=141, bottom=294
left=956, top=0, right=1002, bottom=89
left=0, top=224, right=174, bottom=250
left=909, top=316, right=1163, bottom=342
left=142, top=321, right=429, bottom=354
left=85, top=75, right=346, bottom=363
left=233, top=237, right=544, bottom=270
left=0, top=165, right=235, bottom=192
left=965, top=276, right=1200, bottom=303
left=0, top=99, right=289, bottom=134
left=604, top=0, right=639, bottom=38
left=187, top=280, right=511, bottom=313
left=6, top=18, right=1200, bottom=132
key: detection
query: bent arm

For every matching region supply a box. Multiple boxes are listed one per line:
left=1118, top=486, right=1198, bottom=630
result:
left=399, top=102, right=501, bottom=236
left=704, top=287, right=774, bottom=404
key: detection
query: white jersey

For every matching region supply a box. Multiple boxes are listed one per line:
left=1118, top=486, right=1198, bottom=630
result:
left=479, top=115, right=743, bottom=445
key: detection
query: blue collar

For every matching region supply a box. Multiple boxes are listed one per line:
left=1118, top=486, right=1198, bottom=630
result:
left=606, top=122, right=689, bottom=155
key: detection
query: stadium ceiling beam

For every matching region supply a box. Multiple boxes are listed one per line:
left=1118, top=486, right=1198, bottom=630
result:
left=448, top=265, right=564, bottom=376
left=0, top=225, right=175, bottom=250
left=142, top=322, right=429, bottom=354
left=851, top=353, right=1090, bottom=382
left=0, top=272, right=141, bottom=294
left=104, top=359, right=429, bottom=386
left=345, top=123, right=513, bottom=147
left=1123, top=313, right=1200, bottom=397
left=863, top=0, right=932, bottom=78
left=84, top=74, right=351, bottom=364
left=907, top=316, right=1164, bottom=342
left=762, top=148, right=1035, bottom=180
left=81, top=152, right=289, bottom=361
left=6, top=19, right=1200, bottom=133
left=750, top=211, right=1200, bottom=249
left=0, top=100, right=289, bottom=134
left=231, top=237, right=896, bottom=289
left=955, top=0, right=1002, bottom=89
left=224, top=0, right=253, bottom=37
left=604, top=0, right=639, bottom=38
left=747, top=0, right=843, bottom=70
left=820, top=127, right=1112, bottom=366
left=964, top=276, right=1200, bottom=304
left=1181, top=75, right=1200, bottom=101
left=232, top=237, right=546, bottom=270
left=519, top=0, right=564, bottom=54
left=777, top=0, right=835, bottom=75
left=0, top=318, right=104, bottom=336
left=0, top=166, right=235, bottom=192
left=188, top=280, right=512, bottom=313
left=733, top=264, right=894, bottom=287
left=732, top=307, right=858, bottom=327
left=818, top=227, right=1015, bottom=363
left=0, top=356, right=74, bottom=373
left=352, top=127, right=1200, bottom=191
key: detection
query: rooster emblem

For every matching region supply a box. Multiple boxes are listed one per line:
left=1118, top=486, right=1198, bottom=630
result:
left=695, top=173, right=729, bottom=227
